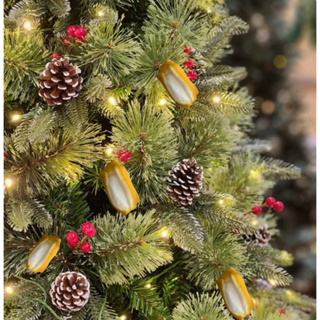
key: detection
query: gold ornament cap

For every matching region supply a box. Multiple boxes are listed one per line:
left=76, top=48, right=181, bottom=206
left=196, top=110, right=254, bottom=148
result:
left=99, top=160, right=140, bottom=215
left=157, top=59, right=199, bottom=108
left=26, top=235, right=61, bottom=273
left=216, top=267, right=254, bottom=320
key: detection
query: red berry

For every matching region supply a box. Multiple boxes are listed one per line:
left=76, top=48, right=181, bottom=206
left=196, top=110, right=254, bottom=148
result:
left=278, top=309, right=286, bottom=315
left=273, top=201, right=284, bottom=212
left=51, top=53, right=61, bottom=61
left=81, top=242, right=92, bottom=253
left=66, top=231, right=79, bottom=247
left=187, top=71, right=197, bottom=81
left=183, top=45, right=192, bottom=54
left=62, top=36, right=72, bottom=46
left=265, top=197, right=276, bottom=207
left=81, top=222, right=96, bottom=237
left=4, top=152, right=6, bottom=159
left=67, top=25, right=77, bottom=37
left=117, top=148, right=132, bottom=162
left=74, top=27, right=87, bottom=38
left=183, top=59, right=194, bottom=69
left=252, top=205, right=262, bottom=215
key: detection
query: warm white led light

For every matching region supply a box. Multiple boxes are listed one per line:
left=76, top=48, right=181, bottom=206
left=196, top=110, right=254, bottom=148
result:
left=108, top=96, right=117, bottom=105
left=23, top=21, right=32, bottom=30
left=5, top=178, right=13, bottom=188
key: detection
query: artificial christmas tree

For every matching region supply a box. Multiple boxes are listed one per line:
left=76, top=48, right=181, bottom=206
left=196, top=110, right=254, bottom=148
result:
left=4, top=0, right=316, bottom=319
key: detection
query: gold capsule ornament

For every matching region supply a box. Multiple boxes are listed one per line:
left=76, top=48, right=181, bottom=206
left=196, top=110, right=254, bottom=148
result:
left=99, top=160, right=140, bottom=215
left=216, top=267, right=254, bottom=320
left=26, top=235, right=61, bottom=273
left=157, top=59, right=199, bottom=108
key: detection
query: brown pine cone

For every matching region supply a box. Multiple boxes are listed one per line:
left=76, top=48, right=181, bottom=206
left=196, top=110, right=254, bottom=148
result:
left=38, top=57, right=83, bottom=106
left=167, top=159, right=203, bottom=205
left=242, top=225, right=271, bottom=245
left=50, top=271, right=90, bottom=312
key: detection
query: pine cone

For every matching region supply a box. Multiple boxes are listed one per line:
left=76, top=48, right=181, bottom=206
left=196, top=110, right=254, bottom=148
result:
left=242, top=225, right=271, bottom=245
left=38, top=57, right=83, bottom=106
left=167, top=159, right=203, bottom=205
left=50, top=271, right=90, bottom=312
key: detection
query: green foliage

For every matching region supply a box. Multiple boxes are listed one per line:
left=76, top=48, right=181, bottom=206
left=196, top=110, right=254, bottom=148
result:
left=124, top=279, right=170, bottom=318
left=185, top=222, right=248, bottom=290
left=76, top=18, right=141, bottom=83
left=162, top=207, right=204, bottom=253
left=5, top=123, right=104, bottom=195
left=261, top=157, right=301, bottom=180
left=92, top=210, right=173, bottom=285
left=4, top=27, right=49, bottom=102
left=145, top=0, right=210, bottom=49
left=172, top=292, right=229, bottom=320
left=111, top=100, right=178, bottom=204
left=85, top=74, right=113, bottom=103
left=43, top=183, right=90, bottom=228
left=204, top=15, right=249, bottom=62
left=12, top=107, right=57, bottom=152
left=6, top=194, right=53, bottom=231
left=176, top=111, right=238, bottom=169
left=134, top=33, right=185, bottom=100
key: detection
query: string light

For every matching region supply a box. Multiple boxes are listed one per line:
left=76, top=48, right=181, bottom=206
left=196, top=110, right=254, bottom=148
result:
left=145, top=283, right=152, bottom=289
left=159, top=99, right=166, bottom=106
left=5, top=286, right=14, bottom=294
left=251, top=219, right=258, bottom=226
left=161, top=230, right=168, bottom=238
left=105, top=147, right=114, bottom=156
left=269, top=279, right=277, bottom=286
left=97, top=11, right=105, bottom=17
left=5, top=178, right=13, bottom=188
left=23, top=20, right=32, bottom=30
left=249, top=169, right=260, bottom=180
left=213, top=95, right=221, bottom=103
left=120, top=316, right=127, bottom=320
left=11, top=114, right=21, bottom=122
left=108, top=96, right=117, bottom=105
left=219, top=199, right=224, bottom=205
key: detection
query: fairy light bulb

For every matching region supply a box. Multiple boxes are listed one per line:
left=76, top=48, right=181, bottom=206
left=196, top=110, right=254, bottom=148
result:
left=120, top=316, right=127, bottom=320
left=5, top=178, right=13, bottom=188
left=219, top=199, right=224, bottom=205
left=162, top=230, right=168, bottom=238
left=269, top=279, right=277, bottom=286
left=213, top=95, right=221, bottom=103
left=11, top=114, right=21, bottom=121
left=97, top=10, right=104, bottom=17
left=159, top=99, right=166, bottom=106
left=145, top=283, right=152, bottom=289
left=251, top=219, right=258, bottom=226
left=108, top=96, right=117, bottom=105
left=23, top=21, right=32, bottom=30
left=105, top=147, right=114, bottom=156
left=5, top=286, right=14, bottom=294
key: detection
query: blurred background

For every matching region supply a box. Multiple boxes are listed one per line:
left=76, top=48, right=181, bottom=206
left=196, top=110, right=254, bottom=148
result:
left=225, top=0, right=316, bottom=298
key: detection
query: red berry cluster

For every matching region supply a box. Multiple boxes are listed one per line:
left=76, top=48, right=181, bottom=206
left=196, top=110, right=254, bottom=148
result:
left=63, top=25, right=87, bottom=46
left=251, top=197, right=285, bottom=215
left=66, top=222, right=96, bottom=253
left=182, top=45, right=205, bottom=82
left=117, top=147, right=132, bottom=162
